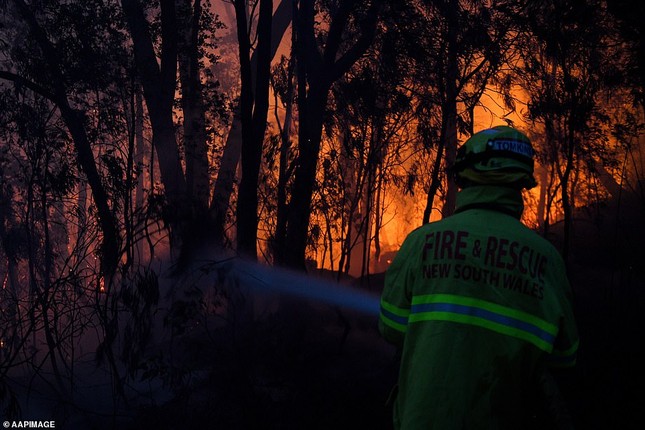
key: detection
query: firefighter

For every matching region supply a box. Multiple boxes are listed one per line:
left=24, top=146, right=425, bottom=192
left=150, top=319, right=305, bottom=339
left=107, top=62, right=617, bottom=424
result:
left=379, top=126, right=578, bottom=429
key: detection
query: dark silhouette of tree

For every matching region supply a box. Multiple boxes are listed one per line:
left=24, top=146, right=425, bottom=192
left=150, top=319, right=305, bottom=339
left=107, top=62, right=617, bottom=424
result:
left=516, top=0, right=620, bottom=261
left=606, top=0, right=645, bottom=109
left=121, top=0, right=188, bottom=238
left=413, top=0, right=519, bottom=221
left=268, top=43, right=297, bottom=266
left=177, top=0, right=213, bottom=212
left=323, top=15, right=418, bottom=278
left=121, top=0, right=229, bottom=265
left=2, top=0, right=123, bottom=279
left=210, top=0, right=292, bottom=247
left=275, top=0, right=382, bottom=270
left=0, top=1, right=155, bottom=411
left=604, top=0, right=645, bottom=212
left=233, top=0, right=273, bottom=259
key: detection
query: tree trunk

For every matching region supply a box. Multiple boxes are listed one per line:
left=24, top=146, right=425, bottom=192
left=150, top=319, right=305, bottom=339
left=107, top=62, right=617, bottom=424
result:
left=282, top=80, right=327, bottom=269
left=210, top=0, right=293, bottom=246
left=235, top=0, right=273, bottom=259
left=277, top=0, right=380, bottom=269
left=537, top=163, right=548, bottom=230
left=423, top=125, right=446, bottom=224
left=124, top=84, right=137, bottom=271
left=0, top=167, right=20, bottom=350
left=177, top=0, right=210, bottom=210
left=122, top=0, right=188, bottom=223
left=274, top=21, right=296, bottom=264
left=441, top=0, right=459, bottom=217
left=134, top=87, right=146, bottom=261
left=560, top=119, right=576, bottom=264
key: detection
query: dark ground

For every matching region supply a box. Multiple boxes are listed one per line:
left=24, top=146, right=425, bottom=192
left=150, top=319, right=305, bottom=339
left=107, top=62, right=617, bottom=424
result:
left=126, top=284, right=397, bottom=430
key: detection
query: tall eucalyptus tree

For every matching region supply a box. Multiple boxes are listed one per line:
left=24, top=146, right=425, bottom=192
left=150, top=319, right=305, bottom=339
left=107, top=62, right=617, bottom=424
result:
left=275, top=0, right=383, bottom=270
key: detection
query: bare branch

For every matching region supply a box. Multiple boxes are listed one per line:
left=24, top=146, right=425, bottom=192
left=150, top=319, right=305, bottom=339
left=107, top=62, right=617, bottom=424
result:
left=0, top=70, right=58, bottom=103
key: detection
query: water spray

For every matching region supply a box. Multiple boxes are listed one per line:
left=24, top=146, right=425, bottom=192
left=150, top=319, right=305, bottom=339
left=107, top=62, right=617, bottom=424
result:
left=224, top=259, right=381, bottom=316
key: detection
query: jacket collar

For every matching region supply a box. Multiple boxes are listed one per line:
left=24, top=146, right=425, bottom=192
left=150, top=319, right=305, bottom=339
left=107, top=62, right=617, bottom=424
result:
left=454, top=185, right=524, bottom=219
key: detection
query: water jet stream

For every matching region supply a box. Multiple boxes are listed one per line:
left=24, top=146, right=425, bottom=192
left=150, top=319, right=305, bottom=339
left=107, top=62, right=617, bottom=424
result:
left=227, top=259, right=381, bottom=316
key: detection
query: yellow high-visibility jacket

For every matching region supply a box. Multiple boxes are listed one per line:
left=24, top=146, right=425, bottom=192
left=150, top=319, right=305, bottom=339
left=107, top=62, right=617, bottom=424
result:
left=379, top=186, right=578, bottom=430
